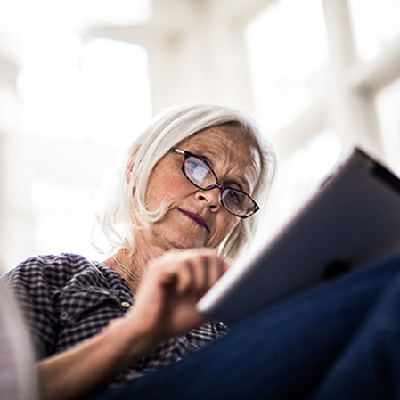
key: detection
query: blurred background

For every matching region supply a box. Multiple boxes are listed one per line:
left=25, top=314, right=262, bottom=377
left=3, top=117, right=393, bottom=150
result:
left=0, top=0, right=399, bottom=271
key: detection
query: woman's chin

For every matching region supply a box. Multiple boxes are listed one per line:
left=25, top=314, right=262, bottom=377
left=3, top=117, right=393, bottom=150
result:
left=168, top=236, right=207, bottom=250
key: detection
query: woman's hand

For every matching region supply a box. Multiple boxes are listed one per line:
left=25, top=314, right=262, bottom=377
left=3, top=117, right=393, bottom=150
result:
left=127, top=249, right=229, bottom=345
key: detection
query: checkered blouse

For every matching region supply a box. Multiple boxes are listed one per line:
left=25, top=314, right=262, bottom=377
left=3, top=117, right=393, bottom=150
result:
left=2, top=253, right=227, bottom=385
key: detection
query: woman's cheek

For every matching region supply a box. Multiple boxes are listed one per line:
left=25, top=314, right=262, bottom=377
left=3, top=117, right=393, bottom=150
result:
left=210, top=215, right=240, bottom=248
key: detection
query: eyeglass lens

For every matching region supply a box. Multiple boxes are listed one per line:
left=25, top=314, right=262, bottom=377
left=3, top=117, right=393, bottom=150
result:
left=184, top=157, right=215, bottom=188
left=183, top=155, right=256, bottom=217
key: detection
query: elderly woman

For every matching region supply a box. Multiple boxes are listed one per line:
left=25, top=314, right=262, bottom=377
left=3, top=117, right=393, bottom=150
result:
left=5, top=102, right=400, bottom=400
left=4, top=102, right=276, bottom=399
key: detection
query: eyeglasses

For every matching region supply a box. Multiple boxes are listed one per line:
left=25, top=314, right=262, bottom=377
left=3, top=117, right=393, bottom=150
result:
left=169, top=147, right=259, bottom=218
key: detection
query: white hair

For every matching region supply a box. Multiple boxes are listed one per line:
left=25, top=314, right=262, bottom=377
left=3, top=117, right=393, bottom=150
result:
left=92, top=102, right=277, bottom=259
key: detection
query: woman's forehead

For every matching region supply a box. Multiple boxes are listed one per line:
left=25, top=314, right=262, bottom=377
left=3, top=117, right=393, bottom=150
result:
left=179, top=125, right=256, bottom=150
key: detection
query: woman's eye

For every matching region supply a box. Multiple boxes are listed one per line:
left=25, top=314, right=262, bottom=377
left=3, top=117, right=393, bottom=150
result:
left=226, top=190, right=242, bottom=205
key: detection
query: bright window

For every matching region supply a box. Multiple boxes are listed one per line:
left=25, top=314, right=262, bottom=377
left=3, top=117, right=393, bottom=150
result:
left=348, top=0, right=400, bottom=62
left=246, top=0, right=329, bottom=134
left=30, top=181, right=99, bottom=260
left=15, top=34, right=152, bottom=262
left=17, top=36, right=151, bottom=149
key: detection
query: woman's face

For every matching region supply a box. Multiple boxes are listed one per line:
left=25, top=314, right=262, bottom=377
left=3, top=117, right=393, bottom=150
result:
left=143, top=125, right=261, bottom=251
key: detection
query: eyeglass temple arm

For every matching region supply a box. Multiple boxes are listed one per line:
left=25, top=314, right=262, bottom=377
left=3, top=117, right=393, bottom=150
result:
left=169, top=147, right=185, bottom=155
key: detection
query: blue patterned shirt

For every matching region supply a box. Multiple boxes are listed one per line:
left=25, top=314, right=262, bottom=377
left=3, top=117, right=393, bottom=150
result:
left=2, top=253, right=227, bottom=385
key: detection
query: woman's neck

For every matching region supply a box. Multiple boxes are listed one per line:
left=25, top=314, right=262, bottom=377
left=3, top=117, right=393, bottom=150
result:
left=104, top=234, right=168, bottom=294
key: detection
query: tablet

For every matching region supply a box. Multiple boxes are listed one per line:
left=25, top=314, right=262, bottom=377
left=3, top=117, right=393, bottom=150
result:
left=197, top=147, right=400, bottom=325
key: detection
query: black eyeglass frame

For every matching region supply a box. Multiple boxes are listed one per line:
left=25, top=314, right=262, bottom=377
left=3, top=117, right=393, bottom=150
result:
left=169, top=147, right=259, bottom=218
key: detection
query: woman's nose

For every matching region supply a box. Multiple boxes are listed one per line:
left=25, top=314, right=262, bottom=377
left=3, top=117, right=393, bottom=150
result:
left=194, top=188, right=221, bottom=210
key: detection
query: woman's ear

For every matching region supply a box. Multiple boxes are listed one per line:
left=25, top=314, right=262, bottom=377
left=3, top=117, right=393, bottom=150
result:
left=126, top=146, right=140, bottom=184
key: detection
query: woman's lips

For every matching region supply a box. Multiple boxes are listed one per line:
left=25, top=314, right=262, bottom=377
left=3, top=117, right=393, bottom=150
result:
left=178, top=208, right=209, bottom=231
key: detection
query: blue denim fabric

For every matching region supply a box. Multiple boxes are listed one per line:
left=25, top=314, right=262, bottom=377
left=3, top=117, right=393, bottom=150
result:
left=311, top=258, right=400, bottom=400
left=85, top=252, right=400, bottom=400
